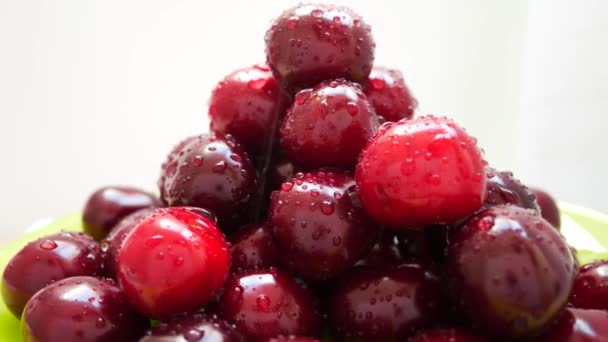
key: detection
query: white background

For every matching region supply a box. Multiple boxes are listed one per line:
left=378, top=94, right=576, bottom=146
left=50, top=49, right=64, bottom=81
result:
left=0, top=0, right=606, bottom=244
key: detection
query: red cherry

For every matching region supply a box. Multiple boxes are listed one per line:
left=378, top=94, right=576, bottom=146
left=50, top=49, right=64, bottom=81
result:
left=158, top=134, right=257, bottom=231
left=117, top=207, right=231, bottom=318
left=22, top=276, right=149, bottom=342
left=447, top=205, right=577, bottom=338
left=530, top=187, right=561, bottom=229
left=364, top=66, right=418, bottom=122
left=328, top=263, right=443, bottom=340
left=356, top=116, right=487, bottom=227
left=209, top=64, right=289, bottom=154
left=269, top=170, right=378, bottom=281
left=230, top=223, right=277, bottom=272
left=83, top=186, right=160, bottom=240
left=1, top=232, right=102, bottom=318
left=280, top=79, right=379, bottom=170
left=483, top=170, right=539, bottom=212
left=540, top=308, right=608, bottom=341
left=265, top=3, right=375, bottom=91
left=218, top=269, right=321, bottom=342
left=410, top=327, right=488, bottom=342
left=571, top=260, right=608, bottom=310
left=140, top=312, right=244, bottom=342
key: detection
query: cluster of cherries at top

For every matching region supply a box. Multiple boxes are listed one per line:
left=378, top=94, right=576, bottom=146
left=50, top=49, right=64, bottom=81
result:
left=3, top=3, right=607, bottom=342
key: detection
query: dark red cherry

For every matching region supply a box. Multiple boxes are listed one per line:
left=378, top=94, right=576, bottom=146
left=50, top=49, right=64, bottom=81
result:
left=218, top=269, right=321, bottom=342
left=140, top=312, right=244, bottom=342
left=483, top=170, right=539, bottom=212
left=280, top=79, right=379, bottom=169
left=328, top=263, right=443, bottom=340
left=265, top=3, right=375, bottom=91
left=364, top=66, right=417, bottom=122
left=447, top=205, right=577, bottom=338
left=540, top=308, right=608, bottom=341
left=230, top=223, right=277, bottom=272
left=158, top=134, right=257, bottom=231
left=269, top=170, right=378, bottom=281
left=83, top=186, right=160, bottom=240
left=22, top=276, right=149, bottom=342
left=570, top=260, right=608, bottom=310
left=209, top=64, right=289, bottom=154
left=410, top=327, right=488, bottom=342
left=2, top=232, right=102, bottom=318
left=530, top=187, right=561, bottom=229
left=117, top=207, right=231, bottom=318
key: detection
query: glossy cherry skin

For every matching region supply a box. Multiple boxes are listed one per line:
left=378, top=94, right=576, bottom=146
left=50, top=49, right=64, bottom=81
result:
left=269, top=171, right=378, bottom=281
left=230, top=223, right=277, bottom=272
left=364, top=66, right=417, bottom=122
left=447, top=205, right=577, bottom=338
left=410, top=328, right=488, bottom=342
left=117, top=207, right=231, bottom=318
left=570, top=260, right=608, bottom=310
left=530, top=187, right=561, bottom=229
left=140, top=312, right=244, bottom=342
left=218, top=269, right=321, bottom=342
left=22, top=276, right=149, bottom=342
left=540, top=308, right=608, bottom=341
left=265, top=3, right=375, bottom=91
left=83, top=186, right=161, bottom=240
left=280, top=79, right=379, bottom=169
left=1, top=232, right=103, bottom=318
left=158, top=134, right=257, bottom=231
left=209, top=64, right=289, bottom=154
left=328, top=263, right=442, bottom=341
left=483, top=170, right=539, bottom=212
left=356, top=116, right=487, bottom=228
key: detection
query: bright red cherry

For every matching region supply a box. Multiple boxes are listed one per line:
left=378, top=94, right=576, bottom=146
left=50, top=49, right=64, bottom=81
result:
left=280, top=79, right=379, bottom=169
left=355, top=116, right=487, bottom=227
left=328, top=263, right=443, bottom=340
left=265, top=3, right=375, bottom=91
left=22, top=276, right=149, bottom=342
left=540, top=308, right=608, bottom=341
left=230, top=223, right=277, bottom=272
left=158, top=134, right=257, bottom=231
left=364, top=66, right=417, bottom=122
left=530, top=187, right=561, bottom=229
left=117, top=207, right=231, bottom=318
left=2, top=232, right=102, bottom=318
left=447, top=205, right=577, bottom=338
left=269, top=171, right=378, bottom=281
left=209, top=64, right=289, bottom=154
left=570, top=260, right=608, bottom=310
left=140, top=312, right=244, bottom=342
left=218, top=269, right=321, bottom=342
left=483, top=170, right=539, bottom=212
left=83, top=186, right=160, bottom=240
left=410, top=327, right=488, bottom=342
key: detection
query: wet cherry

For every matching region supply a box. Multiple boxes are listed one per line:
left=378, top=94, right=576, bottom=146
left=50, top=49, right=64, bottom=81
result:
left=230, top=223, right=277, bottom=272
left=539, top=308, right=608, bottom=341
left=570, top=259, right=608, bottom=310
left=364, top=66, right=417, bottom=122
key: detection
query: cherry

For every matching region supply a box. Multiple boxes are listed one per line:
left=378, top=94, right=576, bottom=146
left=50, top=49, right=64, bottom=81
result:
left=483, top=170, right=539, bottom=212
left=230, top=223, right=277, bottom=272
left=447, top=205, right=577, bottom=338
left=540, top=308, right=608, bottom=341
left=117, top=207, right=231, bottom=318
left=209, top=64, right=289, bottom=154
left=410, top=327, right=488, bottom=342
left=364, top=66, right=417, bottom=122
left=269, top=171, right=378, bottom=281
left=280, top=79, right=380, bottom=169
left=158, top=134, right=257, bottom=231
left=1, top=232, right=102, bottom=318
left=218, top=269, right=321, bottom=342
left=265, top=3, right=375, bottom=91
left=140, top=312, right=244, bottom=342
left=570, top=260, right=608, bottom=310
left=82, top=186, right=160, bottom=241
left=356, top=116, right=487, bottom=227
left=530, top=187, right=561, bottom=229
left=21, top=276, right=149, bottom=342
left=328, top=263, right=443, bottom=340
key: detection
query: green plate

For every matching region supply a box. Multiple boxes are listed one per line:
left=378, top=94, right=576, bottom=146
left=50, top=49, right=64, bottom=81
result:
left=0, top=205, right=607, bottom=341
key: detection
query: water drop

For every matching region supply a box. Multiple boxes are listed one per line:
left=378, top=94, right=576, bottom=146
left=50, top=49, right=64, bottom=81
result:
left=39, top=240, right=58, bottom=250
left=247, top=79, right=267, bottom=90
left=295, top=89, right=312, bottom=105
left=287, top=18, right=298, bottom=30
left=332, top=236, right=342, bottom=246
left=311, top=9, right=323, bottom=17
left=192, top=155, right=203, bottom=167
left=320, top=200, right=335, bottom=215
left=346, top=102, right=359, bottom=116
left=256, top=294, right=271, bottom=309
left=282, top=182, right=294, bottom=191
left=212, top=161, right=227, bottom=173
left=144, top=235, right=164, bottom=248
left=184, top=329, right=204, bottom=341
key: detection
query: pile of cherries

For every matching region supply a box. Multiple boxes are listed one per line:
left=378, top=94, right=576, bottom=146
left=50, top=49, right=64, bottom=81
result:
left=2, top=3, right=606, bottom=342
